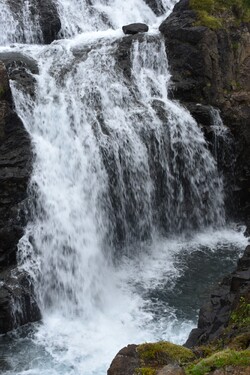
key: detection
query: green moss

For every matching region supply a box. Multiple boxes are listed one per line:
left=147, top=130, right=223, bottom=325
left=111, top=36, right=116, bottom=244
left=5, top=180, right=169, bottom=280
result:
left=137, top=342, right=195, bottom=366
left=135, top=367, right=156, bottom=375
left=194, top=10, right=222, bottom=29
left=190, top=0, right=250, bottom=29
left=186, top=349, right=250, bottom=375
left=229, top=332, right=250, bottom=350
left=230, top=297, right=250, bottom=327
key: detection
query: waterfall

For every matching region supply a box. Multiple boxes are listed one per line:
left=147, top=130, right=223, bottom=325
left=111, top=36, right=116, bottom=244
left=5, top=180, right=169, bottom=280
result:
left=0, top=1, right=247, bottom=374
left=0, top=0, right=43, bottom=44
left=11, top=34, right=226, bottom=316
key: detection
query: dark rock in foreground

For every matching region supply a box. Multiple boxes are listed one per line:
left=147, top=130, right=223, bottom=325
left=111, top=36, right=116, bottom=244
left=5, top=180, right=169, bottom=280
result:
left=108, top=342, right=193, bottom=375
left=108, top=345, right=140, bottom=375
left=122, top=23, right=149, bottom=35
left=186, top=245, right=250, bottom=347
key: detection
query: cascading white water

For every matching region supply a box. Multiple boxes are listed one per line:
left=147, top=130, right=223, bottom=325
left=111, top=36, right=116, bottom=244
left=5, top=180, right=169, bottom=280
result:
left=54, top=0, right=157, bottom=37
left=0, top=1, right=18, bottom=45
left=0, top=0, right=43, bottom=44
left=0, top=1, right=248, bottom=375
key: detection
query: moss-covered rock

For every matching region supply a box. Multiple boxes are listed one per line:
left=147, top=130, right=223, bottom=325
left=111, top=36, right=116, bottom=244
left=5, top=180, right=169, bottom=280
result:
left=190, top=0, right=250, bottom=29
left=186, top=349, right=250, bottom=375
left=137, top=342, right=195, bottom=367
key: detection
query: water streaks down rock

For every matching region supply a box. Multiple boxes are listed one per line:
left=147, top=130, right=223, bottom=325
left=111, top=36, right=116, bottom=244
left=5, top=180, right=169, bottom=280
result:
left=0, top=61, right=40, bottom=333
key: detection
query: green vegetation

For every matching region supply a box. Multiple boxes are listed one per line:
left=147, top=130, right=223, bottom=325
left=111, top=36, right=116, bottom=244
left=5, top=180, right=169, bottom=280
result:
left=190, top=0, right=250, bottom=29
left=186, top=349, right=250, bottom=375
left=133, top=339, right=250, bottom=375
left=135, top=367, right=156, bottom=375
left=229, top=332, right=250, bottom=350
left=230, top=297, right=250, bottom=327
left=137, top=342, right=195, bottom=366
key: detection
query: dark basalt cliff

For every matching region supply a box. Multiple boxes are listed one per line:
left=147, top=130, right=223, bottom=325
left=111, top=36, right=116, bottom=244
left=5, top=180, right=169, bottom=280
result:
left=0, top=60, right=40, bottom=334
left=159, top=0, right=250, bottom=223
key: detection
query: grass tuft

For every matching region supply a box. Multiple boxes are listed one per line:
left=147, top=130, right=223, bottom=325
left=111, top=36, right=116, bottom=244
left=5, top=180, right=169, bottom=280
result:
left=190, top=0, right=250, bottom=29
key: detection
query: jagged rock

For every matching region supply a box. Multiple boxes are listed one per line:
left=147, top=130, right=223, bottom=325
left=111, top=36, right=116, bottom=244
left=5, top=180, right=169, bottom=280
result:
left=159, top=0, right=250, bottom=222
left=185, top=245, right=250, bottom=347
left=0, top=61, right=32, bottom=270
left=0, top=53, right=38, bottom=75
left=182, top=103, right=214, bottom=128
left=0, top=267, right=41, bottom=334
left=0, top=61, right=40, bottom=333
left=0, top=52, right=38, bottom=98
left=108, top=342, right=195, bottom=375
left=122, top=23, right=149, bottom=35
left=108, top=345, right=140, bottom=375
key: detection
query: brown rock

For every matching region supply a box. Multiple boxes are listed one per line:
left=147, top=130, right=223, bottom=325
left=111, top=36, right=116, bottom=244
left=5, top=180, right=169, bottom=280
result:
left=156, top=364, right=185, bottom=375
left=107, top=345, right=140, bottom=375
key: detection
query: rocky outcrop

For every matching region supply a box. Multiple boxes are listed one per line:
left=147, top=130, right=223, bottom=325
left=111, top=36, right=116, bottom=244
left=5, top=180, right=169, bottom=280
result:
left=0, top=268, right=41, bottom=333
left=108, top=342, right=194, bottom=375
left=0, top=61, right=32, bottom=270
left=0, top=52, right=38, bottom=99
left=159, top=0, right=250, bottom=222
left=122, top=23, right=149, bottom=35
left=0, top=61, right=40, bottom=333
left=108, top=345, right=140, bottom=375
left=185, top=245, right=250, bottom=347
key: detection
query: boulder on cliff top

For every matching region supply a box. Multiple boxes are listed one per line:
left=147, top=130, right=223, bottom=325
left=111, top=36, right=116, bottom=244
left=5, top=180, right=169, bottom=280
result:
left=122, top=23, right=149, bottom=35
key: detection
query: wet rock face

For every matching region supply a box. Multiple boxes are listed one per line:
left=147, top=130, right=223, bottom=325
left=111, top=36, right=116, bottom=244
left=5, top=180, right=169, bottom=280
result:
left=144, top=0, right=166, bottom=16
left=159, top=0, right=250, bottom=222
left=0, top=61, right=32, bottom=271
left=0, top=61, right=40, bottom=333
left=6, top=0, right=61, bottom=44
left=185, top=245, right=250, bottom=347
left=0, top=268, right=41, bottom=334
